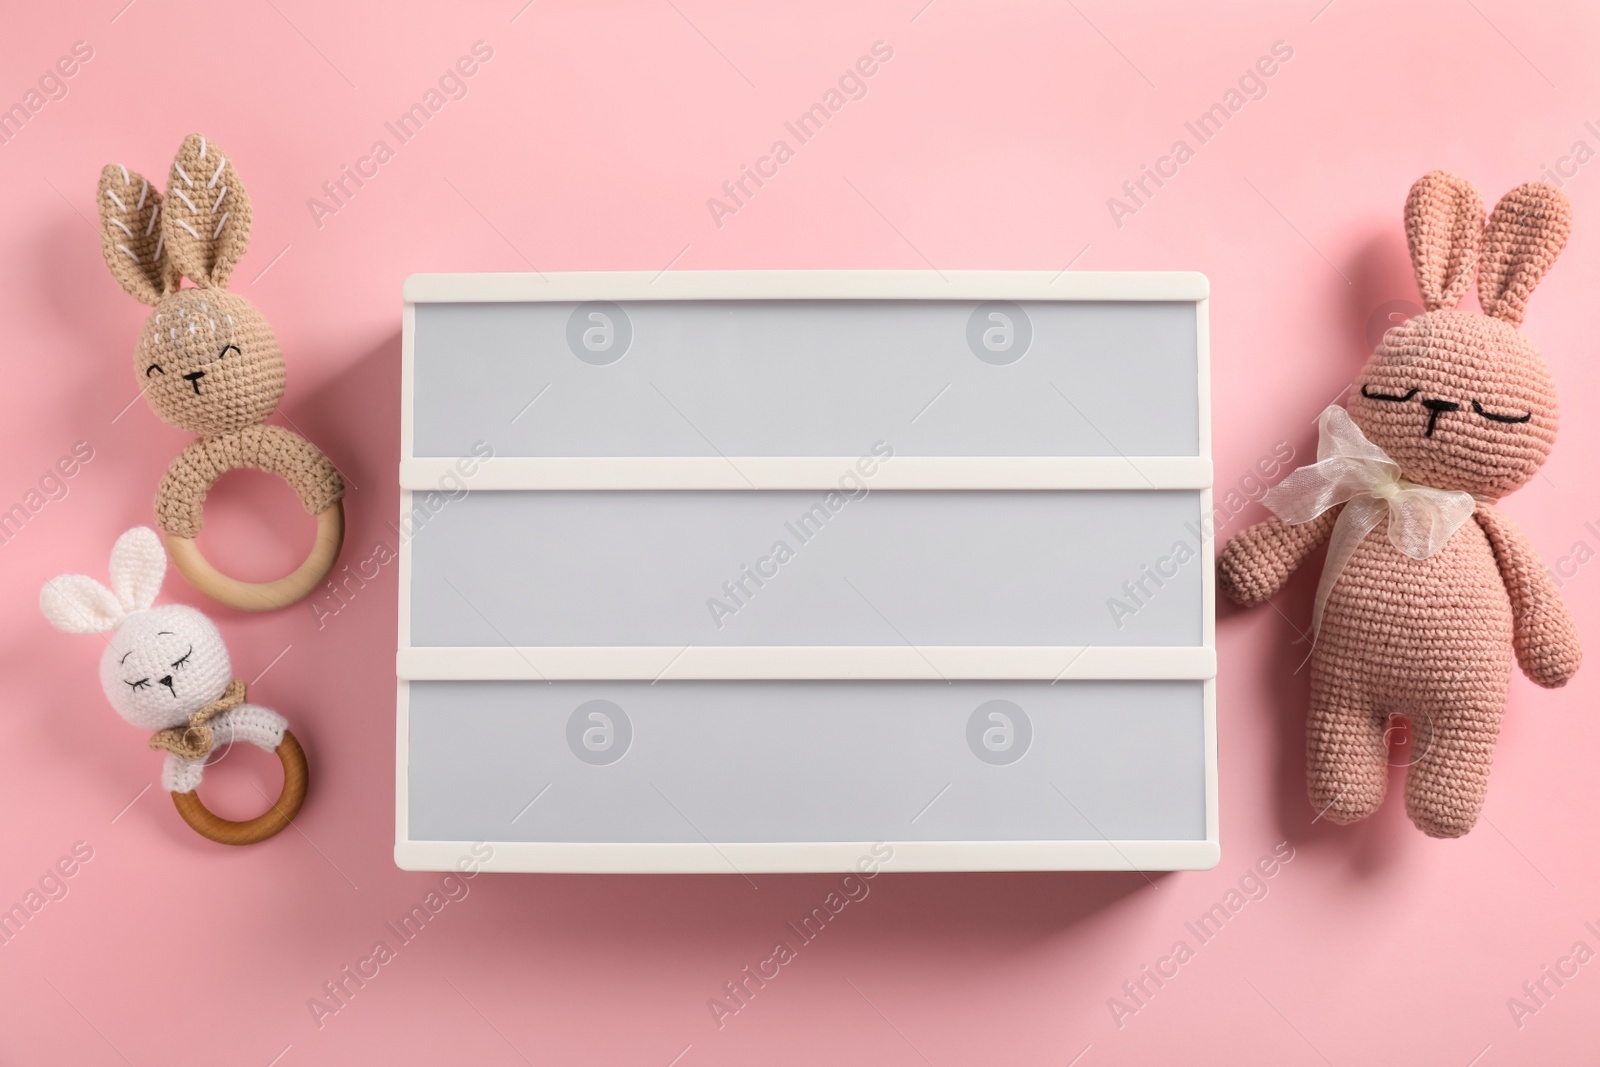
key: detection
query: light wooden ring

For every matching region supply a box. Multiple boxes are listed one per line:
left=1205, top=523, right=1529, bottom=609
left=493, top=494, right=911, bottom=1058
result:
left=170, top=730, right=308, bottom=846
left=165, top=502, right=344, bottom=612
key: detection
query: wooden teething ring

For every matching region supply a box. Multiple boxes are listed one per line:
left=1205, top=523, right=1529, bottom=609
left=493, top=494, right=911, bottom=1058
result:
left=165, top=503, right=344, bottom=612
left=157, top=425, right=346, bottom=611
left=170, top=730, right=309, bottom=845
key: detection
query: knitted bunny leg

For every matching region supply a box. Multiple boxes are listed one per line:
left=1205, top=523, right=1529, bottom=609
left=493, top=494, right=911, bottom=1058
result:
left=1305, top=680, right=1389, bottom=825
left=1404, top=711, right=1503, bottom=838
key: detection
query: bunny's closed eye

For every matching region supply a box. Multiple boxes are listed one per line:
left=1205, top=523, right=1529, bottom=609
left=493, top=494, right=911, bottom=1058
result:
left=1360, top=385, right=1419, bottom=403
left=1362, top=384, right=1533, bottom=428
left=1470, top=400, right=1532, bottom=424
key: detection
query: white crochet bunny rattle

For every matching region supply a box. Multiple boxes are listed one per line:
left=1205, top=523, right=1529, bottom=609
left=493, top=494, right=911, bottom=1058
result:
left=40, top=527, right=308, bottom=845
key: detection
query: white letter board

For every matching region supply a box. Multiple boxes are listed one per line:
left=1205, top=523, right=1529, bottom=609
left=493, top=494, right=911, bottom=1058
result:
left=396, top=270, right=1217, bottom=873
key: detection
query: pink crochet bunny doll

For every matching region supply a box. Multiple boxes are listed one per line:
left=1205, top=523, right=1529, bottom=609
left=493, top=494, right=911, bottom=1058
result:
left=1218, top=171, right=1581, bottom=838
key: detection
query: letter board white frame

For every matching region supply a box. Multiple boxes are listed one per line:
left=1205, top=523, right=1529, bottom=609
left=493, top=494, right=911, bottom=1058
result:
left=396, top=270, right=1218, bottom=874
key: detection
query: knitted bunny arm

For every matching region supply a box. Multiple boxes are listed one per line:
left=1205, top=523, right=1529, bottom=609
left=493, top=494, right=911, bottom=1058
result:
left=211, top=704, right=287, bottom=751
left=158, top=705, right=287, bottom=794
left=155, top=425, right=345, bottom=538
left=1216, top=507, right=1342, bottom=607
left=1474, top=502, right=1581, bottom=688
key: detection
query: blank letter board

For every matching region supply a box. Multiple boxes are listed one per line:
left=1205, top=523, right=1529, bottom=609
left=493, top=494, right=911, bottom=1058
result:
left=396, top=271, right=1217, bottom=874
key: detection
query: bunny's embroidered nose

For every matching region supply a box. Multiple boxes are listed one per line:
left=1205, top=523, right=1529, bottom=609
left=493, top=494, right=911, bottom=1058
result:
left=182, top=370, right=205, bottom=394
left=1421, top=397, right=1459, bottom=437
left=159, top=674, right=175, bottom=696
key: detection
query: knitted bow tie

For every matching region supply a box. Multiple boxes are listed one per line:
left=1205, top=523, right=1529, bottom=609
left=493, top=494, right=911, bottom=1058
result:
left=1263, top=405, right=1478, bottom=637
left=148, top=678, right=246, bottom=761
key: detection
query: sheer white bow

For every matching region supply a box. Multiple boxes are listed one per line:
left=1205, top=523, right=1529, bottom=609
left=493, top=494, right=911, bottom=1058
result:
left=1262, top=405, right=1478, bottom=637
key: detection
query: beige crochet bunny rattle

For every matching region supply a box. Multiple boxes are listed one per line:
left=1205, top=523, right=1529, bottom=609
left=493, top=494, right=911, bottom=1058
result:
left=41, top=527, right=309, bottom=845
left=1218, top=171, right=1581, bottom=838
left=97, top=134, right=344, bottom=611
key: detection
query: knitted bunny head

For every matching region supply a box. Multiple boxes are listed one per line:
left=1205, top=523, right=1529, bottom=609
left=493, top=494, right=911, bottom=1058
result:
left=1347, top=172, right=1570, bottom=499
left=97, top=134, right=285, bottom=437
left=40, top=528, right=231, bottom=731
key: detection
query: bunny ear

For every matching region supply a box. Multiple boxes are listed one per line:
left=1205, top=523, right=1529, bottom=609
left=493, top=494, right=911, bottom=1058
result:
left=1404, top=171, right=1484, bottom=311
left=40, top=575, right=124, bottom=634
left=1478, top=182, right=1571, bottom=326
left=108, top=527, right=166, bottom=612
left=162, top=134, right=252, bottom=290
left=97, top=164, right=179, bottom=305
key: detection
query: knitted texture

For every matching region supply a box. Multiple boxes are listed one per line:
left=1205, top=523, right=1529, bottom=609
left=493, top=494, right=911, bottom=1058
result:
left=136, top=288, right=286, bottom=436
left=161, top=703, right=287, bottom=794
left=1216, top=509, right=1339, bottom=606
left=1404, top=171, right=1483, bottom=312
left=96, top=134, right=344, bottom=526
left=162, top=134, right=251, bottom=291
left=1353, top=311, right=1557, bottom=497
left=41, top=525, right=165, bottom=634
left=1475, top=503, right=1583, bottom=687
left=1479, top=183, right=1571, bottom=326
left=100, top=603, right=232, bottom=731
left=97, top=165, right=181, bottom=306
left=1217, top=171, right=1581, bottom=839
left=155, top=424, right=345, bottom=538
left=1305, top=508, right=1512, bottom=837
left=148, top=677, right=247, bottom=760
left=39, top=527, right=295, bottom=793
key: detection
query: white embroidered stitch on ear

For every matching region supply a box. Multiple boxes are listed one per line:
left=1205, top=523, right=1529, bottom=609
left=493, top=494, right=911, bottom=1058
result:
left=108, top=526, right=165, bottom=612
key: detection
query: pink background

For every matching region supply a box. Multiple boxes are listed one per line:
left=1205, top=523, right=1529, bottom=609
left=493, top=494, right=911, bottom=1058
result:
left=3, top=0, right=1599, bottom=1062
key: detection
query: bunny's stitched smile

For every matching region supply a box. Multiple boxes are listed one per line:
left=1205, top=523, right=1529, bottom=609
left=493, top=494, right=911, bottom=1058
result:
left=175, top=344, right=238, bottom=395
left=1360, top=384, right=1532, bottom=437
left=145, top=343, right=238, bottom=396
